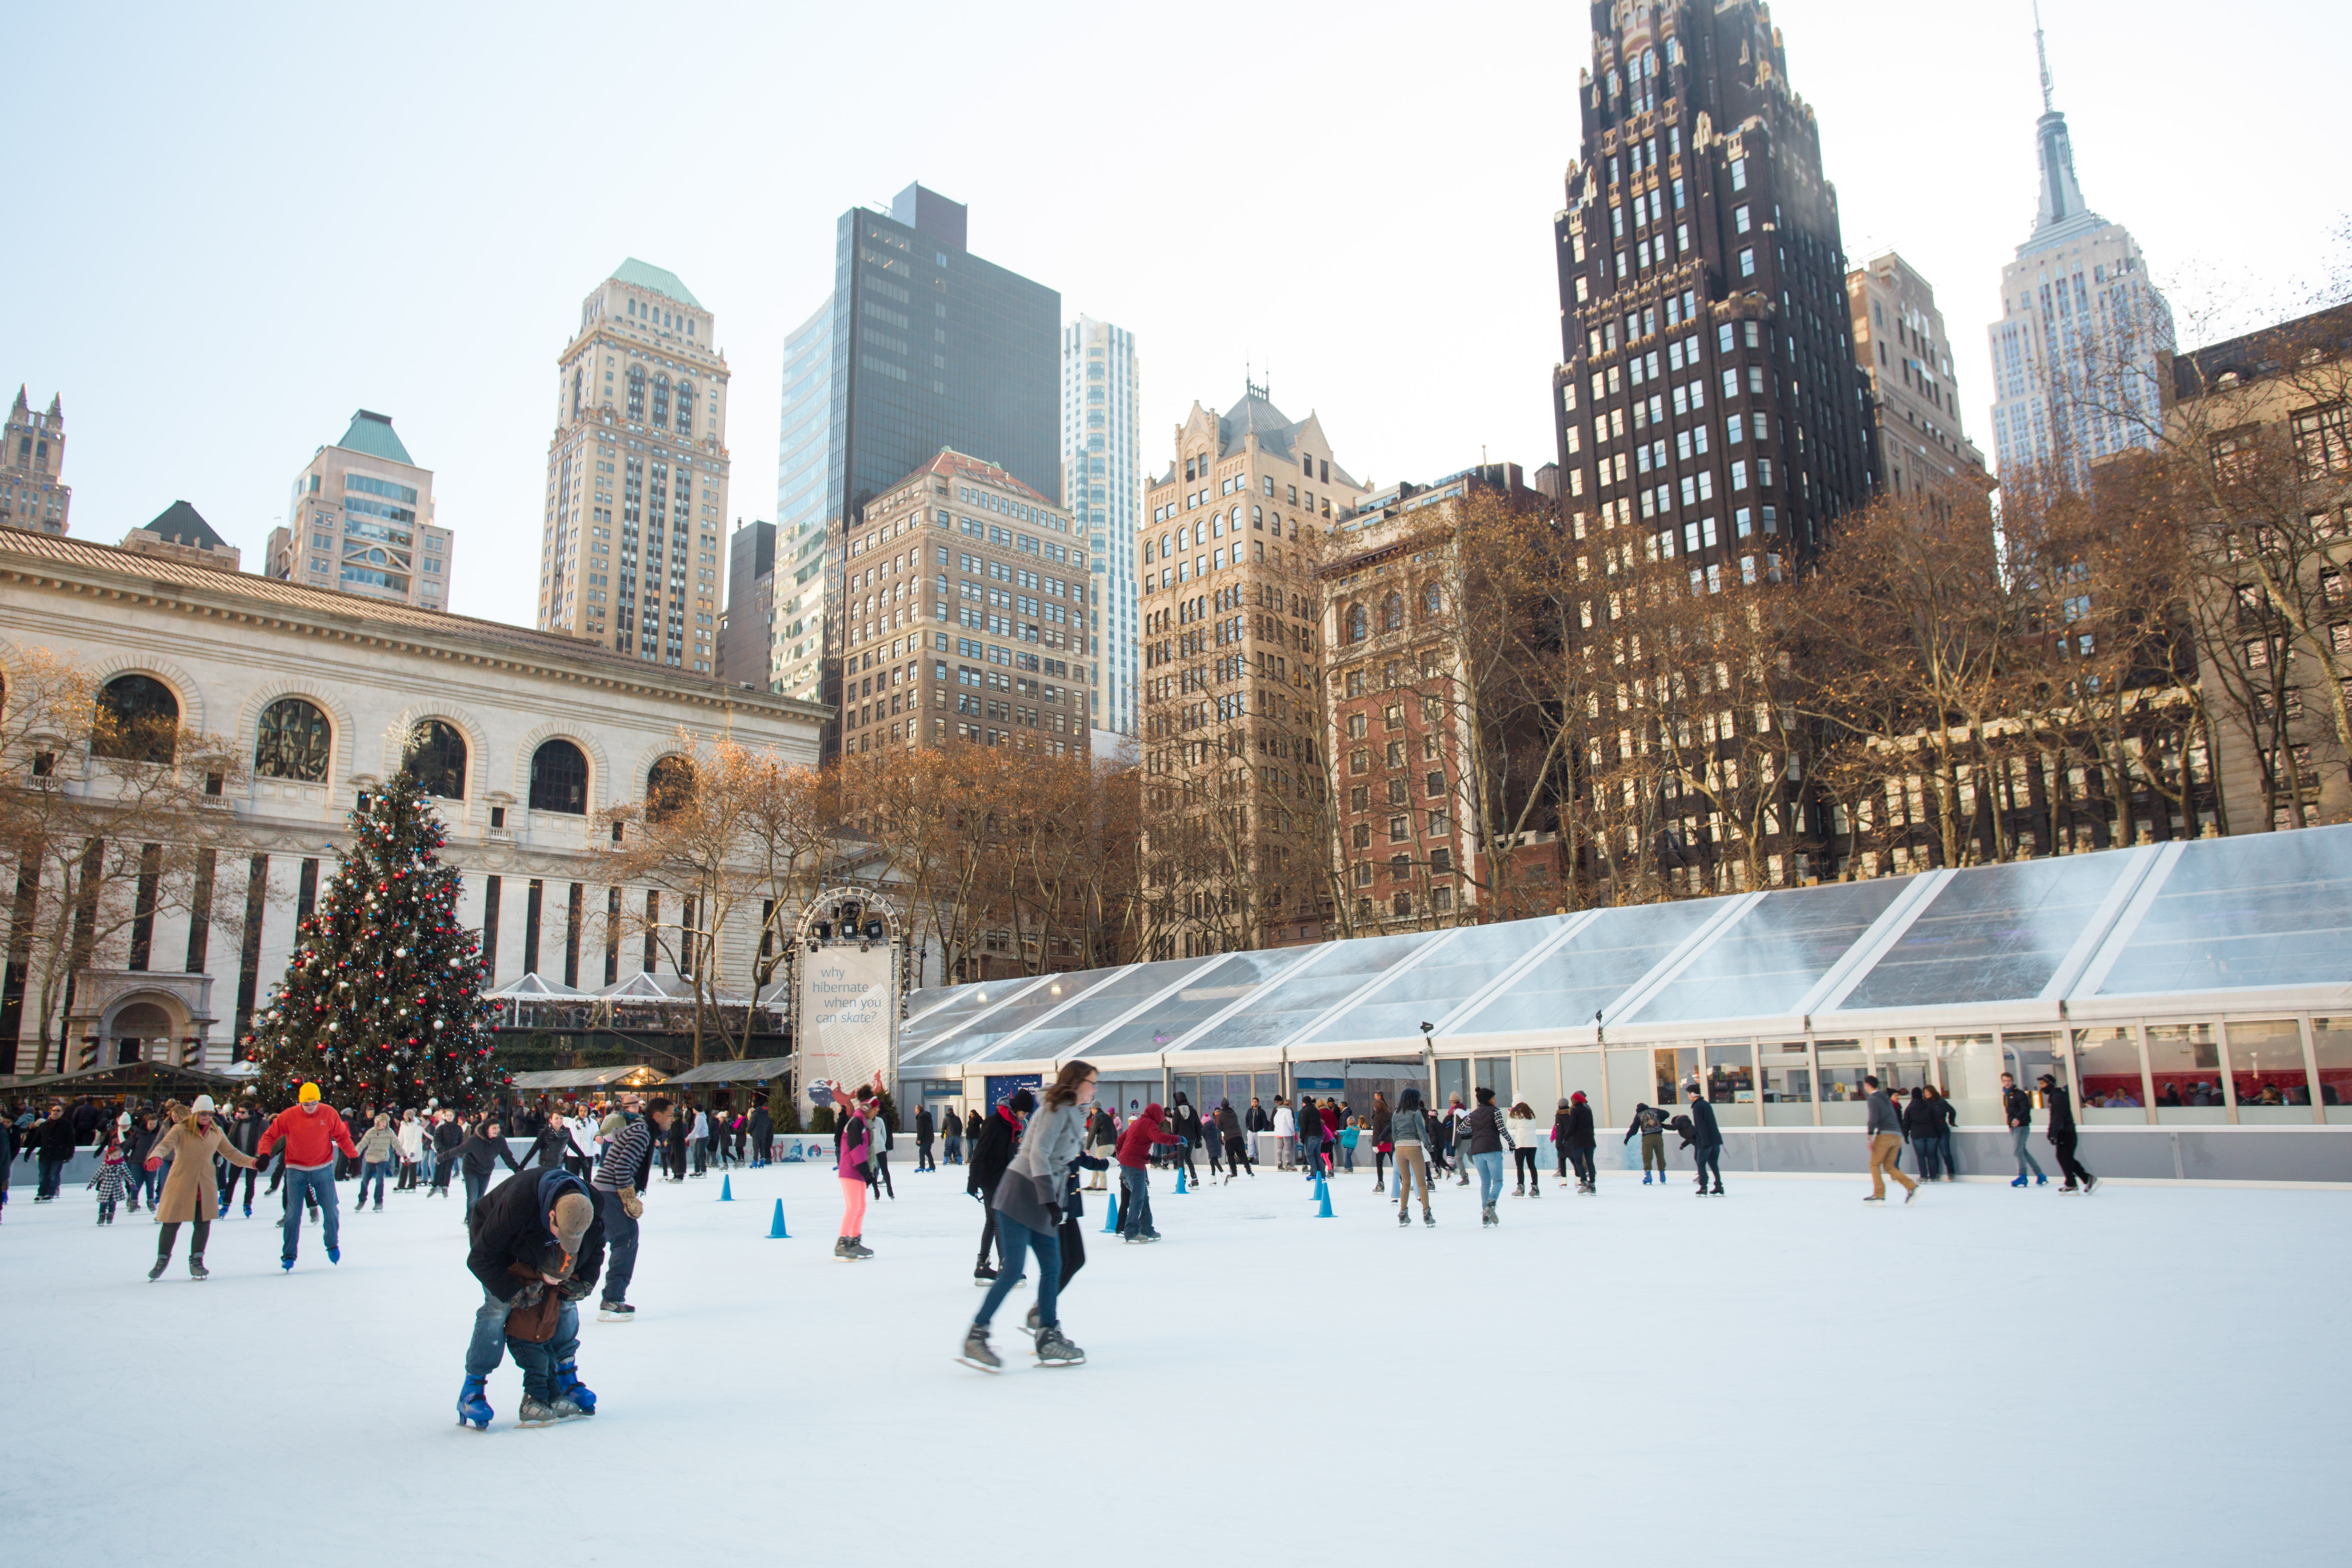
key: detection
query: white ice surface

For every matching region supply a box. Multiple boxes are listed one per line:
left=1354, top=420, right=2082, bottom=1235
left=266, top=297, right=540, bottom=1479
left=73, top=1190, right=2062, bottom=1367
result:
left=3, top=1158, right=2344, bottom=1564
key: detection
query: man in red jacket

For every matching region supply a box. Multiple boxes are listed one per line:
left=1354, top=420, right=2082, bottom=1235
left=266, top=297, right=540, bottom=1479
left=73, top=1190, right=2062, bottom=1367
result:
left=257, top=1082, right=360, bottom=1271
left=1114, top=1102, right=1180, bottom=1243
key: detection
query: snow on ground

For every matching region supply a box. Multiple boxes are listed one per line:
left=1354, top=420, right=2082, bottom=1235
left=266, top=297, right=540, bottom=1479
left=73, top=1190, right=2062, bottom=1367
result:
left=2, top=1158, right=2343, bottom=1564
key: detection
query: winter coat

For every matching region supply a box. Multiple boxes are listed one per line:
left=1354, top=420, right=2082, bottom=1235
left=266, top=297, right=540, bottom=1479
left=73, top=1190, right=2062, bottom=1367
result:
left=1271, top=1106, right=1297, bottom=1139
left=1115, top=1103, right=1181, bottom=1169
left=1865, top=1088, right=1903, bottom=1139
left=465, top=1165, right=606, bottom=1303
left=1463, top=1104, right=1514, bottom=1156
left=1246, top=1104, right=1272, bottom=1133
left=1566, top=1101, right=1597, bottom=1148
left=526, top=1124, right=584, bottom=1170
left=33, top=1116, right=77, bottom=1161
left=1372, top=1106, right=1393, bottom=1148
left=356, top=1127, right=399, bottom=1164
left=2044, top=1084, right=2078, bottom=1139
left=993, top=1100, right=1087, bottom=1231
left=913, top=1108, right=934, bottom=1143
left=834, top=1109, right=872, bottom=1182
left=460, top=1130, right=522, bottom=1181
left=92, top=1153, right=131, bottom=1204
left=144, top=1117, right=256, bottom=1222
left=224, top=1109, right=265, bottom=1157
left=749, top=1108, right=772, bottom=1144
left=397, top=1121, right=425, bottom=1161
left=127, top=1119, right=163, bottom=1167
left=432, top=1118, right=465, bottom=1156
left=1215, top=1105, right=1242, bottom=1139
left=1508, top=1112, right=1540, bottom=1151
left=1901, top=1095, right=1942, bottom=1140
left=2003, top=1085, right=2035, bottom=1130
left=1170, top=1101, right=1202, bottom=1144
left=257, top=1104, right=359, bottom=1170
left=968, top=1105, right=1022, bottom=1197
left=592, top=1116, right=653, bottom=1193
left=1688, top=1096, right=1722, bottom=1152
left=1087, top=1107, right=1118, bottom=1150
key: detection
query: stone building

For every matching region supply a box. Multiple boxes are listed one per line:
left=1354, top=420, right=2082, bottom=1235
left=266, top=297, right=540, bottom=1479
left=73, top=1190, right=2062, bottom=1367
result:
left=1139, top=385, right=1366, bottom=953
left=266, top=410, right=449, bottom=610
left=536, top=260, right=732, bottom=671
left=3, top=386, right=70, bottom=536
left=1845, top=251, right=1987, bottom=501
left=0, top=527, right=823, bottom=1075
left=837, top=448, right=1090, bottom=760
left=1552, top=0, right=1874, bottom=576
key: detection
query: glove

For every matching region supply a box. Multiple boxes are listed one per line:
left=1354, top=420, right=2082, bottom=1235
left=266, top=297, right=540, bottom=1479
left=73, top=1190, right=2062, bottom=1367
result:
left=619, top=1185, right=643, bottom=1220
left=560, top=1277, right=594, bottom=1302
left=510, top=1281, right=548, bottom=1310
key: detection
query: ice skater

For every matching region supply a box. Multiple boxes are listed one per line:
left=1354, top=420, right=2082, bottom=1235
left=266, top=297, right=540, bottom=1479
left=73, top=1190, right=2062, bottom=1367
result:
left=1216, top=1100, right=1253, bottom=1182
left=589, top=1096, right=665, bottom=1321
left=1389, top=1087, right=1437, bottom=1226
left=144, top=1096, right=258, bottom=1280
left=1623, top=1102, right=1668, bottom=1185
left=457, top=1162, right=605, bottom=1430
left=1370, top=1092, right=1393, bottom=1193
left=1168, top=1093, right=1203, bottom=1188
left=1687, top=1085, right=1724, bottom=1196
left=355, top=1113, right=397, bottom=1211
left=1463, top=1086, right=1513, bottom=1226
left=968, top=1090, right=1029, bottom=1282
left=1862, top=1076, right=1919, bottom=1204
left=914, top=1104, right=936, bottom=1172
left=92, top=1131, right=130, bottom=1224
left=831, top=1083, right=878, bottom=1260
left=2001, top=1072, right=2047, bottom=1188
left=959, top=1060, right=1098, bottom=1372
left=2040, top=1073, right=2097, bottom=1194
left=256, top=1083, right=358, bottom=1270
left=1115, top=1101, right=1179, bottom=1242
left=1508, top=1100, right=1540, bottom=1197
left=1560, top=1093, right=1598, bottom=1192
left=458, top=1116, right=523, bottom=1220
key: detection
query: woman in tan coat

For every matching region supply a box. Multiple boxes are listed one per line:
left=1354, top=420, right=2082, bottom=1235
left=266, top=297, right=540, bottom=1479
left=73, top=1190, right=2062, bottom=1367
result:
left=144, top=1094, right=257, bottom=1281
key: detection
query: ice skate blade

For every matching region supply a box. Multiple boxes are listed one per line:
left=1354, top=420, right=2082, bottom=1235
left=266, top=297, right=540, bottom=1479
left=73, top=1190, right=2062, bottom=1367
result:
left=955, top=1353, right=1001, bottom=1374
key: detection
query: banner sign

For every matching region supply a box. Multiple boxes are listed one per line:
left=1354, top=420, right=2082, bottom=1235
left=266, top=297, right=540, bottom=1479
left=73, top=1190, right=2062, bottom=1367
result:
left=799, top=944, right=894, bottom=1112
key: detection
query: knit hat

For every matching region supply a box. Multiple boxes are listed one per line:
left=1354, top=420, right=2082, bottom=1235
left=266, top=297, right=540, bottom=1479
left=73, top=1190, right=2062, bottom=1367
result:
left=298, top=1082, right=322, bottom=1103
left=1571, top=1091, right=1587, bottom=1104
left=1557, top=1097, right=1571, bottom=1109
left=551, top=1191, right=594, bottom=1253
left=190, top=1094, right=216, bottom=1115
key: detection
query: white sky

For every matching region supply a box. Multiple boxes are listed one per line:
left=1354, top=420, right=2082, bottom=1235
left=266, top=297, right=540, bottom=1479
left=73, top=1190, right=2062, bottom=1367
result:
left=12, top=0, right=2349, bottom=627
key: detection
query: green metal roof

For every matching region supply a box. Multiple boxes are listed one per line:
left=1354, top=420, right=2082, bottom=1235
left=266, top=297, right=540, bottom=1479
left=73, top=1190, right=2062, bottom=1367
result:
left=334, top=410, right=414, bottom=466
left=611, top=258, right=702, bottom=310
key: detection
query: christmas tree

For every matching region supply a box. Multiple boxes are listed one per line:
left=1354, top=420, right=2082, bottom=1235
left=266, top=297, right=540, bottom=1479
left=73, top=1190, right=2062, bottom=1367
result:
left=248, top=772, right=506, bottom=1108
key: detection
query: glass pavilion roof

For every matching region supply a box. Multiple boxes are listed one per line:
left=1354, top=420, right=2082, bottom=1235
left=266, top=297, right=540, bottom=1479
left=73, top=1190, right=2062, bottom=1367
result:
left=891, top=826, right=2352, bottom=1073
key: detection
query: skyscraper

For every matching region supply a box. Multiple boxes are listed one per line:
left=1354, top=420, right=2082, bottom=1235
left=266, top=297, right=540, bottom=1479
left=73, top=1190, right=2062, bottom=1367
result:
left=1551, top=1, right=1873, bottom=570
left=266, top=410, right=450, bottom=609
left=1846, top=251, right=1986, bottom=499
left=718, top=518, right=775, bottom=687
left=1062, top=315, right=1141, bottom=741
left=771, top=182, right=1061, bottom=753
left=2, top=386, right=70, bottom=536
left=1985, top=19, right=2172, bottom=491
left=536, top=260, right=732, bottom=671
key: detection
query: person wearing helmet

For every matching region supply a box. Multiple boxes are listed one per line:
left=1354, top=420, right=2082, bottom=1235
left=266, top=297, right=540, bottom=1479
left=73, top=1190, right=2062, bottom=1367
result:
left=142, top=1095, right=258, bottom=1281
left=256, top=1083, right=360, bottom=1271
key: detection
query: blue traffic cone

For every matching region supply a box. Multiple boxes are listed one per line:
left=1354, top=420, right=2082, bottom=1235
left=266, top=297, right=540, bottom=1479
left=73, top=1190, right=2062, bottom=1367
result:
left=719, top=1175, right=733, bottom=1202
left=1312, top=1171, right=1327, bottom=1204
left=1102, top=1191, right=1119, bottom=1233
left=1175, top=1166, right=1188, bottom=1194
left=1316, top=1181, right=1335, bottom=1219
left=768, top=1199, right=789, bottom=1239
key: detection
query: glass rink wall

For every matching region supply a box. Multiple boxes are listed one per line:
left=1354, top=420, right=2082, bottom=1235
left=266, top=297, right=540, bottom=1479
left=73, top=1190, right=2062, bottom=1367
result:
left=895, top=827, right=2352, bottom=1182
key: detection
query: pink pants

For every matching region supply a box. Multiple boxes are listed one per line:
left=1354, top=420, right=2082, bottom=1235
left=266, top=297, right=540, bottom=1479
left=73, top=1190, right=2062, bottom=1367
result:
left=838, top=1176, right=867, bottom=1237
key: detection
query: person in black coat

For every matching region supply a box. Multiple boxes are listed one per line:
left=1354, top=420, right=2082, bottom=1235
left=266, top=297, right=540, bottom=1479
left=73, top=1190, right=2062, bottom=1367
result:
left=1560, top=1093, right=1599, bottom=1192
left=1901, top=1087, right=1944, bottom=1181
left=748, top=1103, right=773, bottom=1167
left=2038, top=1074, right=2097, bottom=1194
left=1687, top=1089, right=1724, bottom=1195
left=459, top=1118, right=523, bottom=1219
left=913, top=1105, right=935, bottom=1172
left=32, top=1104, right=75, bottom=1200
left=1167, top=1093, right=1202, bottom=1186
left=966, top=1091, right=1031, bottom=1282
left=461, top=1164, right=606, bottom=1426
left=429, top=1112, right=466, bottom=1196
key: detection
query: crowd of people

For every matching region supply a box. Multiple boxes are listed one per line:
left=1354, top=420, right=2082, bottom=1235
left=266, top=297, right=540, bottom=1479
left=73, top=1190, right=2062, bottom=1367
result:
left=2, top=1058, right=2110, bottom=1413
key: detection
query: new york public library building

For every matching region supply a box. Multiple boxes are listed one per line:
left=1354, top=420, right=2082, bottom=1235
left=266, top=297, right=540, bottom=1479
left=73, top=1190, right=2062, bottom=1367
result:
left=0, top=526, right=824, bottom=1097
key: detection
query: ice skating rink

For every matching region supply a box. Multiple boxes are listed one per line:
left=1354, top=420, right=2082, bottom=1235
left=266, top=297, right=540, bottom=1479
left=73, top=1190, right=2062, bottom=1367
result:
left=3, top=1158, right=2343, bottom=1563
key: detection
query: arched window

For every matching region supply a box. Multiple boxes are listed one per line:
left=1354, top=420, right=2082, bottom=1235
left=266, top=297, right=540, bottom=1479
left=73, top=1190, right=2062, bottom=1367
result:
left=626, top=365, right=645, bottom=421
left=1382, top=593, right=1405, bottom=632
left=646, top=755, right=695, bottom=822
left=1424, top=584, right=1442, bottom=618
left=254, top=697, right=331, bottom=781
left=1346, top=605, right=1369, bottom=643
left=401, top=720, right=468, bottom=799
left=651, top=374, right=671, bottom=430
left=93, top=674, right=179, bottom=763
left=676, top=380, right=695, bottom=433
left=530, top=739, right=589, bottom=814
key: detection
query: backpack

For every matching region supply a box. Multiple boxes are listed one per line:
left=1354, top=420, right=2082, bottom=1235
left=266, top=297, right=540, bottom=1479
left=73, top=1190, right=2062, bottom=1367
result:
left=1637, top=1107, right=1663, bottom=1136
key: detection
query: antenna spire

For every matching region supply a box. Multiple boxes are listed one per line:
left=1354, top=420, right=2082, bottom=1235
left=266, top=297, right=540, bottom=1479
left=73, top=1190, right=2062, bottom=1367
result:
left=2034, top=1, right=2053, bottom=113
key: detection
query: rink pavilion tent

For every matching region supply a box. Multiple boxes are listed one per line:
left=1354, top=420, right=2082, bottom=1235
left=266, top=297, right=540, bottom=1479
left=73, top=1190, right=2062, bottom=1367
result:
left=895, top=826, right=2352, bottom=1182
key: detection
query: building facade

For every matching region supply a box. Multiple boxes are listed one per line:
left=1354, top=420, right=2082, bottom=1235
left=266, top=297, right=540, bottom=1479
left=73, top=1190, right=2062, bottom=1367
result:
left=0, top=527, right=824, bottom=1074
left=718, top=518, right=775, bottom=688
left=3, top=387, right=69, bottom=536
left=772, top=183, right=1061, bottom=755
left=534, top=260, right=732, bottom=671
left=770, top=302, right=834, bottom=704
left=1551, top=0, right=1874, bottom=579
left=1985, top=23, right=2172, bottom=491
left=266, top=410, right=448, bottom=609
left=1845, top=251, right=1986, bottom=499
left=837, top=449, right=1090, bottom=760
left=1140, top=387, right=1366, bottom=953
left=1062, top=315, right=1141, bottom=739
left=128, top=501, right=242, bottom=572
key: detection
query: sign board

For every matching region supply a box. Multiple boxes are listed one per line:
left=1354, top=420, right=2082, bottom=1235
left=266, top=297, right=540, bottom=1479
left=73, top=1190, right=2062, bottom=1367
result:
left=1295, top=1077, right=1346, bottom=1093
left=985, top=1073, right=1041, bottom=1112
left=798, top=944, right=895, bottom=1114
